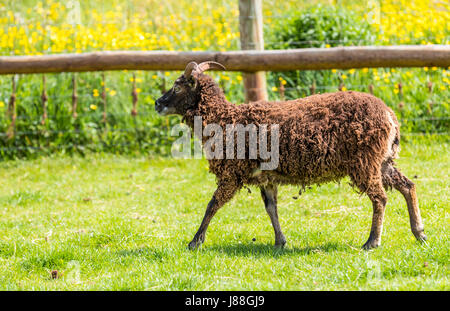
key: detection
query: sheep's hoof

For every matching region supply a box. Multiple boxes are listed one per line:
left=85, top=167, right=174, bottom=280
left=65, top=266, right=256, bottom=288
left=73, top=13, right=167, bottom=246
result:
left=362, top=239, right=380, bottom=250
left=275, top=235, right=287, bottom=248
left=274, top=243, right=286, bottom=249
left=188, top=239, right=202, bottom=250
left=413, top=230, right=427, bottom=242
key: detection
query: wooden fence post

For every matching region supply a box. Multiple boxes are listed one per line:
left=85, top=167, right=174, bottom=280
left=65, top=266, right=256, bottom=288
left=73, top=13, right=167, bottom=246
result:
left=41, top=75, right=48, bottom=125
left=131, top=73, right=138, bottom=117
left=101, top=73, right=107, bottom=123
left=426, top=81, right=433, bottom=93
left=278, top=79, right=285, bottom=101
left=6, top=75, right=17, bottom=139
left=72, top=74, right=78, bottom=119
left=239, top=0, right=268, bottom=103
left=310, top=80, right=316, bottom=95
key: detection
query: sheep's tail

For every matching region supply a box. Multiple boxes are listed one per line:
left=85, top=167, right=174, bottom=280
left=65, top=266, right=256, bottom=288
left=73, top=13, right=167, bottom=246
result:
left=385, top=108, right=400, bottom=161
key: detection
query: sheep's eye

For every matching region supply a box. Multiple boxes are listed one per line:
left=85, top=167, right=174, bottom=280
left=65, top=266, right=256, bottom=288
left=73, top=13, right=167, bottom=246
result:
left=174, top=85, right=182, bottom=93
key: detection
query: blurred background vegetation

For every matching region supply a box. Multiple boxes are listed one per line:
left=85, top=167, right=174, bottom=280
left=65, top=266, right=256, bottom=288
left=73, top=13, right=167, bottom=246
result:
left=0, top=0, right=449, bottom=159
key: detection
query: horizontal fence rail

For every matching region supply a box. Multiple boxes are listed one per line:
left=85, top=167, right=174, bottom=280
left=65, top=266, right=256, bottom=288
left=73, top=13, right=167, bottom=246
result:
left=1, top=45, right=450, bottom=74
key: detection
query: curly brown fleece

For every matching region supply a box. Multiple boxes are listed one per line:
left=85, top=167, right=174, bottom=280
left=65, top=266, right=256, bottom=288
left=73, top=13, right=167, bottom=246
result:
left=184, top=73, right=399, bottom=204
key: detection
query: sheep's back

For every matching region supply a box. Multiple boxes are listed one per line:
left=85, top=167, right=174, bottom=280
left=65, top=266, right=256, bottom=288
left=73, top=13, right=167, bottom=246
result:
left=238, top=91, right=397, bottom=184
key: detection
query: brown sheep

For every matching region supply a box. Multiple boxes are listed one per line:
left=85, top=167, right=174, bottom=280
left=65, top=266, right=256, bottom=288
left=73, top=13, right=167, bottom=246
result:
left=155, top=61, right=426, bottom=250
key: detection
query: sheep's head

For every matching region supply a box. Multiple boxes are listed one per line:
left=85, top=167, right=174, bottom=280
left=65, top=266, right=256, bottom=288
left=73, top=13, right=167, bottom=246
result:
left=155, top=61, right=225, bottom=116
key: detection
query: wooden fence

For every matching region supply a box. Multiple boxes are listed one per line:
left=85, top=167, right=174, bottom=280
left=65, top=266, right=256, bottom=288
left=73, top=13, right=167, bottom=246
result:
left=1, top=45, right=449, bottom=75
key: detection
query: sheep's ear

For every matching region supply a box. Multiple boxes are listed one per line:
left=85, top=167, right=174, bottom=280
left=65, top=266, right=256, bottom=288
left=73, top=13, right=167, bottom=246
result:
left=187, top=76, right=197, bottom=90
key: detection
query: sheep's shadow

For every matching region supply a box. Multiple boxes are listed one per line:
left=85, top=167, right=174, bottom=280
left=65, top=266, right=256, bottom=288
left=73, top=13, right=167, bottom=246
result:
left=205, top=241, right=351, bottom=258
left=114, top=241, right=356, bottom=262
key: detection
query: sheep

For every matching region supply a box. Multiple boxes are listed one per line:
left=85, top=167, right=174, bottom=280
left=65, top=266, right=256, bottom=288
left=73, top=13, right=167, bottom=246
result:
left=155, top=61, right=427, bottom=250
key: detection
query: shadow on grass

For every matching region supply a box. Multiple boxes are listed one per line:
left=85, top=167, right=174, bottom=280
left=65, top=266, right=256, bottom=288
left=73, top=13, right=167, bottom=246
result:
left=115, top=247, right=170, bottom=262
left=205, top=241, right=350, bottom=258
left=114, top=241, right=356, bottom=261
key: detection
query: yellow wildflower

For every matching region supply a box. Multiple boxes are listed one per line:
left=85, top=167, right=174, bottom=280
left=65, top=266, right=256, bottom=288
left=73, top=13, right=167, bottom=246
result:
left=90, top=104, right=97, bottom=110
left=109, top=90, right=117, bottom=96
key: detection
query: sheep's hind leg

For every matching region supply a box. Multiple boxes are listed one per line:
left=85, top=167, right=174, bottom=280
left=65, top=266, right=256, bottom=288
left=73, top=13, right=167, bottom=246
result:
left=188, top=181, right=240, bottom=250
left=382, top=164, right=426, bottom=242
left=260, top=184, right=286, bottom=247
left=362, top=180, right=388, bottom=250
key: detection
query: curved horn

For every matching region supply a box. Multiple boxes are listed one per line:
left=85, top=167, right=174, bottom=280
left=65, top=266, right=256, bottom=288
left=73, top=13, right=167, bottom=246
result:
left=196, top=61, right=226, bottom=74
left=184, top=61, right=198, bottom=78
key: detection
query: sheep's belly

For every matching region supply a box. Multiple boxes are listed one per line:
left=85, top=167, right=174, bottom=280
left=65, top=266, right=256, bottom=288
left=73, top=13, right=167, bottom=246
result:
left=246, top=168, right=345, bottom=187
left=247, top=169, right=290, bottom=186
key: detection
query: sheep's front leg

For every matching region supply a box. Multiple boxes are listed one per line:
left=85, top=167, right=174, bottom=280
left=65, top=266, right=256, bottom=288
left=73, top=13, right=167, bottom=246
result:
left=260, top=184, right=286, bottom=247
left=188, top=196, right=218, bottom=249
left=188, top=181, right=240, bottom=249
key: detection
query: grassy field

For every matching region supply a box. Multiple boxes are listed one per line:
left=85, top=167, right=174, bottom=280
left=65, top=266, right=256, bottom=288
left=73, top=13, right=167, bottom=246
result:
left=0, top=138, right=448, bottom=290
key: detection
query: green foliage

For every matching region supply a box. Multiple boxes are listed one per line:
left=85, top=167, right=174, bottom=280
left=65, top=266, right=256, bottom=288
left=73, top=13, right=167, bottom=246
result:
left=266, top=5, right=374, bottom=94
left=267, top=5, right=375, bottom=49
left=0, top=72, right=184, bottom=159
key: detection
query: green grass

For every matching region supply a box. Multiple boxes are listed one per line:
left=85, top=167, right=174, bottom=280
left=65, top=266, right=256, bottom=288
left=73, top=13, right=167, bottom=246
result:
left=0, top=138, right=448, bottom=290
